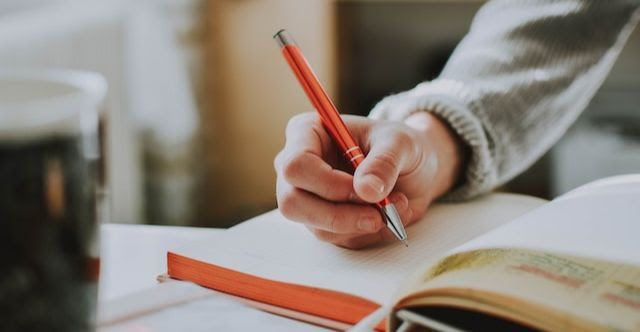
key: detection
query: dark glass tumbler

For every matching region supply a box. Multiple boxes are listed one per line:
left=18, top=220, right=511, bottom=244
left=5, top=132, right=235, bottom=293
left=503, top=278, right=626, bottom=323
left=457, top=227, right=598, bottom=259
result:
left=0, top=69, right=107, bottom=332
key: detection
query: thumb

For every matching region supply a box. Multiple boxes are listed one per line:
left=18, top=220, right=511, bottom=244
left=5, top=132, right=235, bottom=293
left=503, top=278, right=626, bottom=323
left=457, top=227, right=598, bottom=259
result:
left=353, top=131, right=415, bottom=203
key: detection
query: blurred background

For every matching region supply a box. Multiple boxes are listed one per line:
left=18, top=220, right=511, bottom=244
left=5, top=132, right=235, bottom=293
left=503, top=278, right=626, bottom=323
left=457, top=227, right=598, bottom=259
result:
left=2, top=0, right=637, bottom=228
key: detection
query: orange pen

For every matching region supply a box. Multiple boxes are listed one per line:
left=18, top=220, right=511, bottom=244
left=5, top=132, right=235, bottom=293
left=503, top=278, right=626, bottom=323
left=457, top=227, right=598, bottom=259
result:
left=274, top=29, right=408, bottom=245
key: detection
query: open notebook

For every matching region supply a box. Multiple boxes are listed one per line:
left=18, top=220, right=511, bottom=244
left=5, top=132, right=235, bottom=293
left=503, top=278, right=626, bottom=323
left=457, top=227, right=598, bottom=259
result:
left=167, top=175, right=640, bottom=331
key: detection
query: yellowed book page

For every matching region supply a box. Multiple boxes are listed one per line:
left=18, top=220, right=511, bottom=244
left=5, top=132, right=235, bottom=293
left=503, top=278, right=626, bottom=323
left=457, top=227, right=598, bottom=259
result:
left=401, top=249, right=640, bottom=331
left=172, top=193, right=545, bottom=304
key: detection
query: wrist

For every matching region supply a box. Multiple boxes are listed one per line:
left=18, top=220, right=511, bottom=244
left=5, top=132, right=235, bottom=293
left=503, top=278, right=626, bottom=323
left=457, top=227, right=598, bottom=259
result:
left=404, top=111, right=467, bottom=199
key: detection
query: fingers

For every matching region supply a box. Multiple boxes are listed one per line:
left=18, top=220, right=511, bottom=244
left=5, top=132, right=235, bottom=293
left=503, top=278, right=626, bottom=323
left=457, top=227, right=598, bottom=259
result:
left=275, top=113, right=359, bottom=202
left=353, top=129, right=418, bottom=203
left=277, top=178, right=384, bottom=234
left=310, top=228, right=386, bottom=249
left=306, top=192, right=413, bottom=249
left=276, top=113, right=329, bottom=167
left=279, top=150, right=357, bottom=202
left=275, top=113, right=424, bottom=249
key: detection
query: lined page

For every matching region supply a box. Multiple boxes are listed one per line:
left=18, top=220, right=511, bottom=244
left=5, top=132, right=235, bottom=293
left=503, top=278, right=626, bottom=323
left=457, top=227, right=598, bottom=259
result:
left=173, top=193, right=544, bottom=304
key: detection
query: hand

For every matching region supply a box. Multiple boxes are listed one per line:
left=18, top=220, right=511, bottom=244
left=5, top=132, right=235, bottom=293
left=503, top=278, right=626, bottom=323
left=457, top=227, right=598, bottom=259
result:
left=274, top=112, right=465, bottom=249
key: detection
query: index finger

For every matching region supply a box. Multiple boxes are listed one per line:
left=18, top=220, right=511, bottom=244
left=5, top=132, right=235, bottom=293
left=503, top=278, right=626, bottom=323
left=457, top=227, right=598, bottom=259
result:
left=276, top=113, right=357, bottom=202
left=283, top=113, right=332, bottom=157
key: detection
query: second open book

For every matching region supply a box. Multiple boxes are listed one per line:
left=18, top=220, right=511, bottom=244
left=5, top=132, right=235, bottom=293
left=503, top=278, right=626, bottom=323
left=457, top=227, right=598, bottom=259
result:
left=167, top=175, right=640, bottom=331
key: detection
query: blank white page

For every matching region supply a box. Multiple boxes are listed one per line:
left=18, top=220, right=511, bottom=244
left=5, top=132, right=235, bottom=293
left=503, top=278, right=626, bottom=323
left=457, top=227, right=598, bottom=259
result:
left=172, top=193, right=544, bottom=304
left=455, top=175, right=640, bottom=266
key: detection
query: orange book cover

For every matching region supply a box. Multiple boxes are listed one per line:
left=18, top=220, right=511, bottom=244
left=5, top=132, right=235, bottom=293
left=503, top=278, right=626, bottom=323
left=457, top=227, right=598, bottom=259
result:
left=167, top=251, right=385, bottom=330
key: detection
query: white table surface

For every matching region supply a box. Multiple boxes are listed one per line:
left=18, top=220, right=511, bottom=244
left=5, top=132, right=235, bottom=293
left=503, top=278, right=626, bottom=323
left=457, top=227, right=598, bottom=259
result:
left=97, top=223, right=326, bottom=331
left=98, top=223, right=220, bottom=302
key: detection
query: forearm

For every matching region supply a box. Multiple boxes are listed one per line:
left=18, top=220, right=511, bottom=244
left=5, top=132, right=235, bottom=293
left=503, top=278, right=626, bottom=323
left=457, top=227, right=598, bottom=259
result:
left=370, top=0, right=640, bottom=199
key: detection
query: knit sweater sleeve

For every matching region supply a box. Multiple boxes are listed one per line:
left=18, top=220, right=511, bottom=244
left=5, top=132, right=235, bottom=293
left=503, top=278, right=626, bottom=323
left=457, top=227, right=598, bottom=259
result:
left=369, top=0, right=640, bottom=200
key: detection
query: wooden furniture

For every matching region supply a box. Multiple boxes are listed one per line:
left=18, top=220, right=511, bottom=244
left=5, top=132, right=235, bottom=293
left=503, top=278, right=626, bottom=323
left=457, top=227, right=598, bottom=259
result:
left=199, top=0, right=336, bottom=226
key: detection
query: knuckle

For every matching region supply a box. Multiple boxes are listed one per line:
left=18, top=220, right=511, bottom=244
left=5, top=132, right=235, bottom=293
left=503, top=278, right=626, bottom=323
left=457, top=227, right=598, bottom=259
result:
left=319, top=177, right=345, bottom=201
left=286, top=113, right=316, bottom=133
left=347, top=190, right=360, bottom=202
left=321, top=185, right=339, bottom=201
left=392, top=130, right=413, bottom=147
left=273, top=150, right=284, bottom=172
left=282, top=152, right=306, bottom=182
left=278, top=189, right=298, bottom=218
left=319, top=185, right=331, bottom=200
left=373, top=151, right=399, bottom=174
left=327, top=206, right=346, bottom=233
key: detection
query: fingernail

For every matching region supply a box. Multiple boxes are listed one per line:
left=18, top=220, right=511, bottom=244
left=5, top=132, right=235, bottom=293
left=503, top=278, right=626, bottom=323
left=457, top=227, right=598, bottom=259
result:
left=358, top=218, right=377, bottom=232
left=363, top=174, right=385, bottom=195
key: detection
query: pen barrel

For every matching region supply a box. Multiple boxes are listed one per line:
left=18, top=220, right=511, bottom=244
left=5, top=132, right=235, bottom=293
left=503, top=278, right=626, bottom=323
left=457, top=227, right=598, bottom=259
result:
left=376, top=197, right=391, bottom=209
left=343, top=145, right=365, bottom=169
left=278, top=41, right=389, bottom=207
left=279, top=44, right=359, bottom=155
left=276, top=29, right=406, bottom=242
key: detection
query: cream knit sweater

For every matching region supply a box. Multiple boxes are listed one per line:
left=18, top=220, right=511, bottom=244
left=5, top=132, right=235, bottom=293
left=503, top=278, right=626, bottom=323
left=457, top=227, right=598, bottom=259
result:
left=369, top=0, right=640, bottom=199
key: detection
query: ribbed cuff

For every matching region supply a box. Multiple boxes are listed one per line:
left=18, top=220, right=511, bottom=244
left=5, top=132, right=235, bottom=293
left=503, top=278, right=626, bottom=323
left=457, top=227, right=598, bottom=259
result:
left=369, top=79, right=496, bottom=200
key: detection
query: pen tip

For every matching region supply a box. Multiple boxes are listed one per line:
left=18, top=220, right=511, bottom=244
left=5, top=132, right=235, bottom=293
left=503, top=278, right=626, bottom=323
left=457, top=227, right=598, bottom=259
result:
left=381, top=203, right=409, bottom=244
left=402, top=239, right=409, bottom=248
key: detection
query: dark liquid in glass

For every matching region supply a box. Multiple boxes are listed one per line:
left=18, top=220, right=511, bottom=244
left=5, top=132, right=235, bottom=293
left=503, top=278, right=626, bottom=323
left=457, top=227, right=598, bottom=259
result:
left=0, top=134, right=100, bottom=332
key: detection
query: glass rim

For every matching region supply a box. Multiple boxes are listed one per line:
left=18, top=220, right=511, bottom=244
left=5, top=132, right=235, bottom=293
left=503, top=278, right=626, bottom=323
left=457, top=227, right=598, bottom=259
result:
left=0, top=68, right=107, bottom=140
